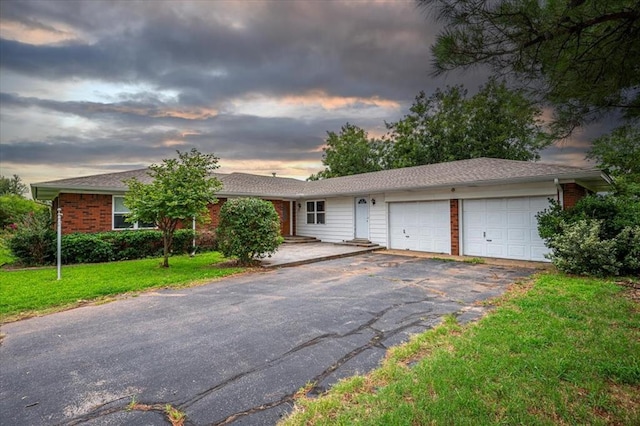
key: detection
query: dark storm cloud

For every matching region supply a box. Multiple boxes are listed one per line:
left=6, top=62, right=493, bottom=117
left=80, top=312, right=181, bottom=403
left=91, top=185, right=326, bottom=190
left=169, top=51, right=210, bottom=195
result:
left=0, top=92, right=217, bottom=126
left=1, top=0, right=443, bottom=100
left=0, top=111, right=362, bottom=167
left=0, top=0, right=513, bottom=185
left=0, top=90, right=379, bottom=166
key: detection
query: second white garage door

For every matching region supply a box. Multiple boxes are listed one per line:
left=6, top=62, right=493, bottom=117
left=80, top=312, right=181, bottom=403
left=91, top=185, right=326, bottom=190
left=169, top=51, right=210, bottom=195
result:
left=389, top=201, right=450, bottom=253
left=463, top=197, right=551, bottom=261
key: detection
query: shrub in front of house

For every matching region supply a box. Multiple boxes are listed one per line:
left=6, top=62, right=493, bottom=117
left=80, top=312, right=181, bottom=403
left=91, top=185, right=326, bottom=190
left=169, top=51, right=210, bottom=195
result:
left=194, top=230, right=217, bottom=253
left=216, top=197, right=283, bottom=265
left=9, top=228, right=216, bottom=266
left=62, top=233, right=114, bottom=264
left=8, top=211, right=56, bottom=266
left=0, top=194, right=49, bottom=229
left=537, top=194, right=640, bottom=277
left=102, top=230, right=165, bottom=260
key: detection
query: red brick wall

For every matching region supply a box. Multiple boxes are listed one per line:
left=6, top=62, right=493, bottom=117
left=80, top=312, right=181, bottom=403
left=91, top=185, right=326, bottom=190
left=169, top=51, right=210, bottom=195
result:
left=450, top=199, right=459, bottom=256
left=203, top=198, right=289, bottom=233
left=204, top=198, right=227, bottom=230
left=562, top=183, right=589, bottom=209
left=52, top=194, right=296, bottom=237
left=56, top=193, right=113, bottom=234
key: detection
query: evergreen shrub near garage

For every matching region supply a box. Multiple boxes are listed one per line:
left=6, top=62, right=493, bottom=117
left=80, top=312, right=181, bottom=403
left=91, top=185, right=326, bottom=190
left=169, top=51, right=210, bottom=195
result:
left=537, top=194, right=640, bottom=276
left=10, top=228, right=217, bottom=266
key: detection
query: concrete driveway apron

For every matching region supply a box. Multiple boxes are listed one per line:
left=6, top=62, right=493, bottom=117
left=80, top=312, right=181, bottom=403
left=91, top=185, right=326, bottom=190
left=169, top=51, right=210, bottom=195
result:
left=0, top=253, right=535, bottom=425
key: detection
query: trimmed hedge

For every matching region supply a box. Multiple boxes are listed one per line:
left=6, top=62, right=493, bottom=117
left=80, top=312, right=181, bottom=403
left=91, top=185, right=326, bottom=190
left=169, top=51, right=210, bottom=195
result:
left=10, top=229, right=217, bottom=266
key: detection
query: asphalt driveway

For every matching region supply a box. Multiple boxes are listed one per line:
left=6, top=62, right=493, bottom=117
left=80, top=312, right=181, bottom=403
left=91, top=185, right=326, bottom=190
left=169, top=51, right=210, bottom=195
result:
left=0, top=253, right=535, bottom=425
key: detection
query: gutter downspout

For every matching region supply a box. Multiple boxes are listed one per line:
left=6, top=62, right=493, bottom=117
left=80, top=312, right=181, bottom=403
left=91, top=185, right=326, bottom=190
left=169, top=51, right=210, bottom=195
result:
left=554, top=178, right=564, bottom=208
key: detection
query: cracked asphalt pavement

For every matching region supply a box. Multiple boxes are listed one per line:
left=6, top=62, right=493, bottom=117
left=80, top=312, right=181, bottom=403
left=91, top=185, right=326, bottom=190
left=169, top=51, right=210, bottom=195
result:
left=0, top=253, right=535, bottom=425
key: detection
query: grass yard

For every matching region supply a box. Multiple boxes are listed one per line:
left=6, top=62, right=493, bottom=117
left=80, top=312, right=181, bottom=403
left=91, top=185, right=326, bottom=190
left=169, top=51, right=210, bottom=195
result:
left=0, top=252, right=243, bottom=322
left=282, top=274, right=640, bottom=425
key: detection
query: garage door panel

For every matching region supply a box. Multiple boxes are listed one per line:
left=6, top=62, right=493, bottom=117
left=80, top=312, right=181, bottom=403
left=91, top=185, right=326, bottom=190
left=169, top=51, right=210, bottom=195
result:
left=508, top=228, right=526, bottom=242
left=486, top=212, right=506, bottom=226
left=486, top=228, right=505, bottom=241
left=531, top=246, right=549, bottom=262
left=465, top=242, right=484, bottom=256
left=508, top=245, right=526, bottom=258
left=486, top=198, right=506, bottom=209
left=389, top=201, right=450, bottom=253
left=530, top=197, right=552, bottom=210
left=487, top=245, right=505, bottom=257
left=508, top=211, right=528, bottom=227
left=507, top=198, right=529, bottom=209
left=463, top=196, right=552, bottom=261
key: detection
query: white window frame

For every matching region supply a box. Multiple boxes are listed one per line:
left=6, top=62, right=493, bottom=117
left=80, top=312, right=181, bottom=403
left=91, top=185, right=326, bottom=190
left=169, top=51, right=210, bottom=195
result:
left=306, top=200, right=325, bottom=225
left=112, top=196, right=155, bottom=230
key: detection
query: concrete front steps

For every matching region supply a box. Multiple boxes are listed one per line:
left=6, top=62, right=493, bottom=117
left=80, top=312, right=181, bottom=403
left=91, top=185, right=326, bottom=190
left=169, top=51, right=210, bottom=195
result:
left=282, top=236, right=321, bottom=244
left=338, top=238, right=380, bottom=248
left=283, top=236, right=380, bottom=248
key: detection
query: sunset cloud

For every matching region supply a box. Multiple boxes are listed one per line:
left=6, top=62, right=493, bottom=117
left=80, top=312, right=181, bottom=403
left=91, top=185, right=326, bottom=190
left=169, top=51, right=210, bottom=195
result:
left=0, top=0, right=604, bottom=193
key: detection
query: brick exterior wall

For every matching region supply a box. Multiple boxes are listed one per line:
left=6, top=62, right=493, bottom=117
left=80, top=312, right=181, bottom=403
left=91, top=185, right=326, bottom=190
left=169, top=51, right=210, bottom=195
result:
left=55, top=193, right=113, bottom=234
left=205, top=198, right=292, bottom=235
left=54, top=194, right=291, bottom=236
left=204, top=198, right=227, bottom=230
left=562, top=183, right=589, bottom=209
left=450, top=199, right=459, bottom=256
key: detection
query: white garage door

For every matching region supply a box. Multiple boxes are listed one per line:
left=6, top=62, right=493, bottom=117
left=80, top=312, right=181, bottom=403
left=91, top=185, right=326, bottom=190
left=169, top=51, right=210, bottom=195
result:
left=463, top=197, right=551, bottom=261
left=389, top=201, right=450, bottom=253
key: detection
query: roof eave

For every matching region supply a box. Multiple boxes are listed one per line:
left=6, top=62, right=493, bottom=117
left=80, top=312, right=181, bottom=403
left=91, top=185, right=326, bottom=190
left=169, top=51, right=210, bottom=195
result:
left=31, top=184, right=129, bottom=201
left=294, top=170, right=610, bottom=198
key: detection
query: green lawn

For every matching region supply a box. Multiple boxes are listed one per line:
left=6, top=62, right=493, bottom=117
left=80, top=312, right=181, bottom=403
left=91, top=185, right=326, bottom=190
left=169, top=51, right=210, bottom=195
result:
left=281, top=274, right=640, bottom=425
left=0, top=252, right=243, bottom=322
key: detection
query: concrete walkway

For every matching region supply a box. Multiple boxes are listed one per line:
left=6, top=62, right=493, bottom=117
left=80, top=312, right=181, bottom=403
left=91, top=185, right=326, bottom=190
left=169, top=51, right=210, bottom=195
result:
left=261, top=242, right=551, bottom=271
left=260, top=242, right=381, bottom=268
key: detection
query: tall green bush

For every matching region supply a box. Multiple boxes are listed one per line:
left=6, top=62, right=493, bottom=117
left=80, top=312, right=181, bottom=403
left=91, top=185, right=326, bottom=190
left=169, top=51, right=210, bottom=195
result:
left=537, top=194, right=640, bottom=276
left=216, top=198, right=283, bottom=265
left=8, top=211, right=55, bottom=266
left=0, top=195, right=49, bottom=229
left=545, top=220, right=621, bottom=276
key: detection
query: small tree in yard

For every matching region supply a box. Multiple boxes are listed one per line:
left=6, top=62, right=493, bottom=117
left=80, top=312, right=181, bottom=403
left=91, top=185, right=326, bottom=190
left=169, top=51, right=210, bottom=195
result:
left=216, top=198, right=283, bottom=266
left=124, top=149, right=222, bottom=268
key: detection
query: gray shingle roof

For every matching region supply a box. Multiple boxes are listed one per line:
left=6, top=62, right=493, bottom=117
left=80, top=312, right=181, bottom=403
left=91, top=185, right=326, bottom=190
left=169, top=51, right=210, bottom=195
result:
left=302, top=157, right=607, bottom=196
left=31, top=158, right=609, bottom=200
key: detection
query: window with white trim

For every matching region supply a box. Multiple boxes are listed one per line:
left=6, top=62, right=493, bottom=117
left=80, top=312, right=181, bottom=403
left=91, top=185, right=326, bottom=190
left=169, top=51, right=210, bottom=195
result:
left=306, top=200, right=325, bottom=224
left=113, top=196, right=155, bottom=229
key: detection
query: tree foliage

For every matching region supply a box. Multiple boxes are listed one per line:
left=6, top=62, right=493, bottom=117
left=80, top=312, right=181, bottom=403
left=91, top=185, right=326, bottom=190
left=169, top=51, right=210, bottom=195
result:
left=587, top=124, right=640, bottom=195
left=0, top=194, right=49, bottom=229
left=386, top=79, right=551, bottom=167
left=309, top=123, right=386, bottom=180
left=216, top=198, right=283, bottom=265
left=310, top=80, right=551, bottom=179
left=0, top=174, right=28, bottom=197
left=420, top=0, right=640, bottom=132
left=124, top=149, right=222, bottom=267
left=8, top=210, right=55, bottom=266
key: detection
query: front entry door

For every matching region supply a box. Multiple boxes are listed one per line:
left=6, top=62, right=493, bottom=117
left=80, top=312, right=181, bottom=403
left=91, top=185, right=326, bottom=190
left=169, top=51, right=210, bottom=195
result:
left=281, top=201, right=291, bottom=236
left=355, top=197, right=369, bottom=239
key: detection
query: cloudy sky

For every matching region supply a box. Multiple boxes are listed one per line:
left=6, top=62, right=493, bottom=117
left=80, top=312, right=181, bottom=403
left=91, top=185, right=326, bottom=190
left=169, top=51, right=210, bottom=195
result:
left=0, top=0, right=603, bottom=194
